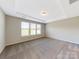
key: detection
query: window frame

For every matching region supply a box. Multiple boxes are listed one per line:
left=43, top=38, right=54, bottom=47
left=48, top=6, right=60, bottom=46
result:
left=21, top=22, right=30, bottom=36
left=36, top=24, right=42, bottom=35
left=21, top=22, right=42, bottom=37
left=30, top=23, right=37, bottom=35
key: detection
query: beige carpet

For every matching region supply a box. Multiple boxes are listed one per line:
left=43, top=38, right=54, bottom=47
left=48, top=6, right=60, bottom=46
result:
left=0, top=38, right=79, bottom=59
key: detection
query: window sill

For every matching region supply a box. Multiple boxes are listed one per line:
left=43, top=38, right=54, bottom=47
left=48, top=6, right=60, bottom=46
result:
left=21, top=34, right=42, bottom=37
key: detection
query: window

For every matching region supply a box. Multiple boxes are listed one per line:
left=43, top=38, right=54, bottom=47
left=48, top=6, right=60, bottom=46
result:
left=30, top=23, right=36, bottom=35
left=37, top=24, right=41, bottom=34
left=21, top=22, right=29, bottom=36
left=21, top=22, right=42, bottom=36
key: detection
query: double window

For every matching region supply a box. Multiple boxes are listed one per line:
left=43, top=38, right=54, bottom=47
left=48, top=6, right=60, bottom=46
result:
left=21, top=22, right=41, bottom=36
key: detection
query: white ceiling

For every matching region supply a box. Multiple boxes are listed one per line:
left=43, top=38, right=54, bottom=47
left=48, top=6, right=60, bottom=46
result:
left=0, top=0, right=79, bottom=23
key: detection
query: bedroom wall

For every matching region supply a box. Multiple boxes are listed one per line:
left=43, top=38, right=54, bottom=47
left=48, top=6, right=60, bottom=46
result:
left=6, top=15, right=46, bottom=45
left=46, top=16, right=79, bottom=44
left=0, top=9, right=5, bottom=53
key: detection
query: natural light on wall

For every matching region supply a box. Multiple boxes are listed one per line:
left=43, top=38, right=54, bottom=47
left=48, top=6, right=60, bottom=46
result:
left=21, top=22, right=41, bottom=36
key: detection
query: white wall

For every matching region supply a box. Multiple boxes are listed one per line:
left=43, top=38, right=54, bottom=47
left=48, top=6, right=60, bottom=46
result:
left=46, top=16, right=79, bottom=44
left=0, top=9, right=5, bottom=53
left=6, top=15, right=46, bottom=45
left=59, top=0, right=79, bottom=18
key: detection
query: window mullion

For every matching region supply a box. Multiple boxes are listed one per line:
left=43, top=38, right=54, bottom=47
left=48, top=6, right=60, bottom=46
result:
left=36, top=24, right=37, bottom=35
left=29, top=23, right=31, bottom=36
